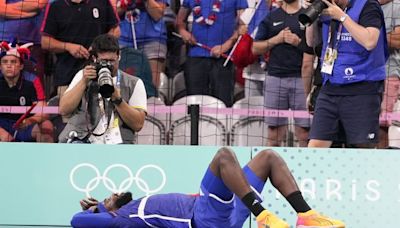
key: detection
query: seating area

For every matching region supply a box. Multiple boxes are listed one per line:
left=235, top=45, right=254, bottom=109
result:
left=133, top=95, right=298, bottom=146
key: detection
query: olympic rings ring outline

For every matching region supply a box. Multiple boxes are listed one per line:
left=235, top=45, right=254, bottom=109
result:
left=69, top=163, right=167, bottom=197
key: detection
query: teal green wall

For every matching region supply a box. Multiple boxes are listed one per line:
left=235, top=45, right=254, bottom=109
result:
left=0, top=143, right=399, bottom=227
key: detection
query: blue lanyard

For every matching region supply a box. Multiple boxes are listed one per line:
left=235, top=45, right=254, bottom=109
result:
left=327, top=7, right=348, bottom=50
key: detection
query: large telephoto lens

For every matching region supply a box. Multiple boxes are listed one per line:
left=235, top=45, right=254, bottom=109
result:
left=299, top=0, right=327, bottom=26
left=98, top=67, right=114, bottom=98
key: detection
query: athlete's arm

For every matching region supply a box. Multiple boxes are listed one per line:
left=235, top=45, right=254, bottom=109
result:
left=71, top=211, right=114, bottom=228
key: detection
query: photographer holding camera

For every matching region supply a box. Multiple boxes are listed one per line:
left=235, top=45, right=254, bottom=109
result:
left=304, top=0, right=388, bottom=148
left=58, top=34, right=147, bottom=144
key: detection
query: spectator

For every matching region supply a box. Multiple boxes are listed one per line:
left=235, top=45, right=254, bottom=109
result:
left=306, top=0, right=388, bottom=148
left=117, top=0, right=170, bottom=92
left=41, top=0, right=120, bottom=107
left=176, top=0, right=248, bottom=107
left=58, top=34, right=147, bottom=144
left=252, top=0, right=310, bottom=147
left=242, top=0, right=270, bottom=98
left=0, top=0, right=49, bottom=82
left=0, top=42, right=53, bottom=142
left=379, top=0, right=400, bottom=148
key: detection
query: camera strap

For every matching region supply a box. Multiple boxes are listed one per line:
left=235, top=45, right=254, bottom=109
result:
left=85, top=96, right=114, bottom=140
left=327, top=7, right=349, bottom=50
left=89, top=97, right=113, bottom=137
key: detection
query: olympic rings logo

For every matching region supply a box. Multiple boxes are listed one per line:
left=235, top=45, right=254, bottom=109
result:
left=69, top=163, right=166, bottom=197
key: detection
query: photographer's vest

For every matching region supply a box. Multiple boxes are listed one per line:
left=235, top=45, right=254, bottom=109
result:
left=321, top=0, right=388, bottom=85
left=59, top=71, right=140, bottom=144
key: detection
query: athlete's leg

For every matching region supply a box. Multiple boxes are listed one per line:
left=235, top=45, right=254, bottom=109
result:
left=197, top=147, right=289, bottom=228
left=249, top=149, right=299, bottom=197
left=247, top=149, right=310, bottom=212
left=208, top=147, right=252, bottom=198
left=248, top=149, right=345, bottom=228
left=193, top=147, right=255, bottom=228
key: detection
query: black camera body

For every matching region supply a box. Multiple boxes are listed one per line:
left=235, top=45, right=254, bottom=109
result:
left=93, top=60, right=114, bottom=98
left=299, top=0, right=328, bottom=26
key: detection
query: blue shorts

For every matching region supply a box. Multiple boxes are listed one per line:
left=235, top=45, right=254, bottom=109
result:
left=0, top=118, right=34, bottom=142
left=192, top=166, right=265, bottom=228
left=309, top=92, right=381, bottom=144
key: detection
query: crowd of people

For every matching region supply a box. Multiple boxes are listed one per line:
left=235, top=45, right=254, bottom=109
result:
left=0, top=0, right=398, bottom=148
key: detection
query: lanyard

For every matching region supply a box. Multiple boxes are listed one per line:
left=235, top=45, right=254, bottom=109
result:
left=327, top=8, right=348, bottom=50
left=116, top=70, right=121, bottom=88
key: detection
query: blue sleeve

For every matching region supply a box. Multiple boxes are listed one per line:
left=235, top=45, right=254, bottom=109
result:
left=255, top=16, right=271, bottom=41
left=71, top=211, right=114, bottom=228
left=236, top=0, right=248, bottom=10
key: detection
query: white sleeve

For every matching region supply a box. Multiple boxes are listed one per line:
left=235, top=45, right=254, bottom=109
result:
left=65, top=70, right=84, bottom=93
left=128, top=78, right=147, bottom=112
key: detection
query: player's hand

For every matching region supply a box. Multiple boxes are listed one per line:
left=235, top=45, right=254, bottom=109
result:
left=179, top=29, right=197, bottom=45
left=82, top=65, right=97, bottom=84
left=66, top=43, right=90, bottom=59
left=80, top=197, right=98, bottom=211
left=88, top=205, right=98, bottom=212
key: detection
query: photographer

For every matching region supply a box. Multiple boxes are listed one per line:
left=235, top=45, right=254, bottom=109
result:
left=305, top=0, right=388, bottom=148
left=58, top=34, right=147, bottom=144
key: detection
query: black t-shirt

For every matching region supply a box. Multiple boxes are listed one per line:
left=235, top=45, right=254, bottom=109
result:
left=41, top=0, right=119, bottom=86
left=0, top=74, right=43, bottom=120
left=321, top=0, right=385, bottom=95
left=255, top=7, right=306, bottom=77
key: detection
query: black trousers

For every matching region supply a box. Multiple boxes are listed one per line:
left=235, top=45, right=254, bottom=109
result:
left=184, top=57, right=235, bottom=107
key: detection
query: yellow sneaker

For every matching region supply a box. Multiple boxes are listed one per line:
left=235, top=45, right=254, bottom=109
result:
left=256, top=210, right=290, bottom=228
left=296, top=210, right=345, bottom=228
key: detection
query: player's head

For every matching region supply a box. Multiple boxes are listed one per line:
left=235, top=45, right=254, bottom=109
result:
left=102, top=192, right=132, bottom=212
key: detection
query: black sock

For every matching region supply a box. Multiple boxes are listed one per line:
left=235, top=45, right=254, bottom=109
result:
left=241, top=191, right=265, bottom=216
left=286, top=191, right=311, bottom=213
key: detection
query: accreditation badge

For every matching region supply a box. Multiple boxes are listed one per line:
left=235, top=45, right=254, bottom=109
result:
left=321, top=47, right=337, bottom=75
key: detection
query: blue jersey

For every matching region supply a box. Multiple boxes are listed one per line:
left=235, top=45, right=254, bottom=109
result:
left=71, top=166, right=265, bottom=228
left=182, top=0, right=248, bottom=57
left=112, top=193, right=196, bottom=228
left=321, top=0, right=387, bottom=85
